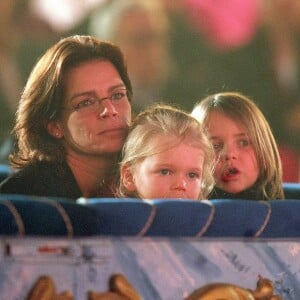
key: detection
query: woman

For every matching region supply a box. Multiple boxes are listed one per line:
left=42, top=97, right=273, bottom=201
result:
left=0, top=35, right=133, bottom=199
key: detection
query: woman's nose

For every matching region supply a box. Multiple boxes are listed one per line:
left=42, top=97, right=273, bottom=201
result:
left=99, top=99, right=118, bottom=118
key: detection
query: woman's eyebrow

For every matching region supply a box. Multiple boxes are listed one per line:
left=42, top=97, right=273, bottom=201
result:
left=68, top=84, right=127, bottom=102
left=108, top=84, right=127, bottom=91
left=69, top=91, right=94, bottom=101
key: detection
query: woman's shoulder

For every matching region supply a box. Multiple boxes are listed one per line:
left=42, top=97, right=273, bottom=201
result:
left=0, top=161, right=80, bottom=198
left=6, top=161, right=67, bottom=179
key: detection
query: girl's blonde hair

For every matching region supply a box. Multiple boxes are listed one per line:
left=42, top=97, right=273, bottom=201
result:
left=192, top=92, right=284, bottom=200
left=118, top=103, right=215, bottom=199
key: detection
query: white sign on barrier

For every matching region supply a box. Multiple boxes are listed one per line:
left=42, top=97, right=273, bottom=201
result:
left=0, top=237, right=299, bottom=299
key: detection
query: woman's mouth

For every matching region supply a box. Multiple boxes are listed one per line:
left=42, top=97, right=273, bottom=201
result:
left=98, top=127, right=128, bottom=136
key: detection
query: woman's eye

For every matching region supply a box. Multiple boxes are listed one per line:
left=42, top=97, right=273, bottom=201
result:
left=111, top=91, right=126, bottom=101
left=74, top=98, right=96, bottom=110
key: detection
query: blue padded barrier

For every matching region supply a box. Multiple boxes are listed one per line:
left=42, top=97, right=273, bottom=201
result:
left=144, top=199, right=214, bottom=237
left=81, top=198, right=300, bottom=238
left=202, top=199, right=271, bottom=237
left=2, top=195, right=299, bottom=238
left=79, top=198, right=155, bottom=236
left=283, top=182, right=300, bottom=199
left=0, top=194, right=100, bottom=237
left=259, top=200, right=300, bottom=238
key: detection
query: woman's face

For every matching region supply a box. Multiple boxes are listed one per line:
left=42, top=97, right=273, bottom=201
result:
left=49, top=59, right=131, bottom=157
left=206, top=111, right=259, bottom=194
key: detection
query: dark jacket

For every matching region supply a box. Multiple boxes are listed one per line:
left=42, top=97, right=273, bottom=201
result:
left=208, top=185, right=265, bottom=201
left=0, top=161, right=82, bottom=200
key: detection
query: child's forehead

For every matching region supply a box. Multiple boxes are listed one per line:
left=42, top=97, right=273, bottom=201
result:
left=208, top=109, right=240, bottom=124
left=207, top=110, right=253, bottom=136
left=148, top=133, right=180, bottom=146
left=149, top=132, right=192, bottom=143
left=208, top=107, right=239, bottom=118
left=148, top=134, right=200, bottom=153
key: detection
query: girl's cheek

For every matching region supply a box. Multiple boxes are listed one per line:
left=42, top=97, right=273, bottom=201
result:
left=213, top=162, right=224, bottom=177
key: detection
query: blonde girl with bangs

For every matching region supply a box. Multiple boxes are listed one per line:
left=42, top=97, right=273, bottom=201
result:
left=118, top=104, right=215, bottom=200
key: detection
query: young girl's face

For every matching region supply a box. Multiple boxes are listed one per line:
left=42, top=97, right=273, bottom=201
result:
left=122, top=135, right=205, bottom=199
left=207, top=111, right=259, bottom=194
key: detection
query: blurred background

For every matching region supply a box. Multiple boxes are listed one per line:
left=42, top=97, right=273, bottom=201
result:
left=2, top=0, right=300, bottom=182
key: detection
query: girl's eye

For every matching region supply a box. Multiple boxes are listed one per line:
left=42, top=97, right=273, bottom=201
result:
left=188, top=172, right=199, bottom=179
left=238, top=139, right=250, bottom=147
left=159, top=169, right=171, bottom=176
left=212, top=141, right=223, bottom=151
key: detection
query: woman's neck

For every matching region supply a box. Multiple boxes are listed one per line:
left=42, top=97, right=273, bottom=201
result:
left=66, top=151, right=119, bottom=198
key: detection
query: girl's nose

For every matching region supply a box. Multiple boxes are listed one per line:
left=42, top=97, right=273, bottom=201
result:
left=172, top=175, right=187, bottom=191
left=220, top=145, right=237, bottom=161
left=99, top=99, right=118, bottom=118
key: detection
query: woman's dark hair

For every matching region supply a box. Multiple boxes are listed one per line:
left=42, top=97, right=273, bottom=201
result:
left=11, top=35, right=132, bottom=167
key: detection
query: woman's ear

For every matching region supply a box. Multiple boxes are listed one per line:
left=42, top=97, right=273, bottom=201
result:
left=47, top=120, right=64, bottom=138
left=121, top=165, right=136, bottom=192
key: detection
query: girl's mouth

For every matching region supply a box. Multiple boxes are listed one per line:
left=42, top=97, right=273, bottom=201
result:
left=221, top=167, right=239, bottom=181
left=227, top=168, right=238, bottom=175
